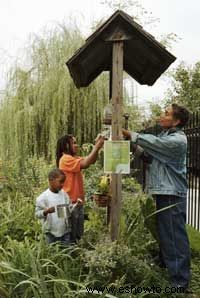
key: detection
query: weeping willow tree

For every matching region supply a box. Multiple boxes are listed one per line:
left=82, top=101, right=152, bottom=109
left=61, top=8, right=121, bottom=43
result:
left=0, top=24, right=109, bottom=164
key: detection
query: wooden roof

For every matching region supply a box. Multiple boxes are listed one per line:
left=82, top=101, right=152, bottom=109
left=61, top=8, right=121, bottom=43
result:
left=66, top=10, right=176, bottom=88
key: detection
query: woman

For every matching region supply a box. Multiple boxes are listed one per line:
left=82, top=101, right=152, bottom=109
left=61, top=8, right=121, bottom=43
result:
left=56, top=134, right=104, bottom=243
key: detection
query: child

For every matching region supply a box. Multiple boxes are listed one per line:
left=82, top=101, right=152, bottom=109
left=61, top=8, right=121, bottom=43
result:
left=56, top=134, right=104, bottom=243
left=35, top=168, right=76, bottom=245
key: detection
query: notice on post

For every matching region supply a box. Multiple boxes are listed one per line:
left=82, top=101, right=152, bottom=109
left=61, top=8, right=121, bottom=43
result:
left=104, top=141, right=130, bottom=174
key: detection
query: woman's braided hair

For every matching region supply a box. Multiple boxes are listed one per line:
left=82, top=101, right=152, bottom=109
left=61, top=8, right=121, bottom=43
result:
left=56, top=134, right=74, bottom=167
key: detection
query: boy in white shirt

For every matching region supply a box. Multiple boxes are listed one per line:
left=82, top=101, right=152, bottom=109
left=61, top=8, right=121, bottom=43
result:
left=35, top=169, right=76, bottom=245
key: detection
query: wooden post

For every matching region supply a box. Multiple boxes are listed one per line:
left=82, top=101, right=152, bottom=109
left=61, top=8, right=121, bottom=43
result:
left=110, top=41, right=123, bottom=241
left=109, top=69, right=112, bottom=100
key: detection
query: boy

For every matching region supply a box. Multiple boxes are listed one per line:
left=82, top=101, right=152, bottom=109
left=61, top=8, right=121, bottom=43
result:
left=35, top=168, right=76, bottom=245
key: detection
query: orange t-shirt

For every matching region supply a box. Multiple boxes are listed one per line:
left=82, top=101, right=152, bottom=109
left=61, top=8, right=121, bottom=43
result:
left=59, top=154, right=84, bottom=203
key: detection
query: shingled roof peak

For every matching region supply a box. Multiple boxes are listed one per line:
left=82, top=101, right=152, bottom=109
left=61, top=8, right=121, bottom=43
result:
left=66, top=10, right=176, bottom=88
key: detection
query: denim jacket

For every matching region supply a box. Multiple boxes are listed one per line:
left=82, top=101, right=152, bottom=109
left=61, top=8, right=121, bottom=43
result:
left=131, top=127, right=187, bottom=197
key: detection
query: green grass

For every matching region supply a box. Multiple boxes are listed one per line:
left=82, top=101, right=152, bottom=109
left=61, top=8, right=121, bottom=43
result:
left=186, top=225, right=200, bottom=295
left=187, top=225, right=200, bottom=251
left=1, top=159, right=200, bottom=297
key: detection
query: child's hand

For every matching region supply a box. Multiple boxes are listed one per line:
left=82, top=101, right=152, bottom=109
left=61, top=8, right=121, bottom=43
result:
left=48, top=207, right=55, bottom=213
left=77, top=198, right=83, bottom=205
left=43, top=206, right=55, bottom=216
left=95, top=135, right=105, bottom=150
left=95, top=133, right=102, bottom=142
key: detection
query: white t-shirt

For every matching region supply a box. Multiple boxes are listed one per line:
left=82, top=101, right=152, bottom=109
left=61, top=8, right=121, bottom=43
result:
left=35, top=189, right=71, bottom=237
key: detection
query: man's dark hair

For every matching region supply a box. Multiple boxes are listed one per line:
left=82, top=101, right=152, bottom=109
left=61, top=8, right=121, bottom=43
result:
left=48, top=168, right=66, bottom=180
left=56, top=134, right=74, bottom=167
left=171, top=103, right=190, bottom=127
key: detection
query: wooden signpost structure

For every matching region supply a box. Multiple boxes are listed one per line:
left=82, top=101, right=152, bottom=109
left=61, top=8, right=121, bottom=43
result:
left=110, top=41, right=123, bottom=240
left=66, top=10, right=176, bottom=241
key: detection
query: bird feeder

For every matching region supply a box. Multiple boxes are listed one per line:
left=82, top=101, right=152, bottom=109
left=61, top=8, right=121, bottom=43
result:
left=103, top=103, right=112, bottom=125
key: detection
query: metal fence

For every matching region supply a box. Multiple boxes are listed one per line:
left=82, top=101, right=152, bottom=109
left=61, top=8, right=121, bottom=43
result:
left=184, top=112, right=200, bottom=231
left=132, top=112, right=200, bottom=231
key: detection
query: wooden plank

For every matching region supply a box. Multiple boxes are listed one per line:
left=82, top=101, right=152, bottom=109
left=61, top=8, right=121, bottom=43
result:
left=110, top=41, right=123, bottom=241
left=109, top=69, right=112, bottom=100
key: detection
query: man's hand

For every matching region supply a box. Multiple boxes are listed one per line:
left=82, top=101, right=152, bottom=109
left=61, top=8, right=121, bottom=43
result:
left=122, top=129, right=131, bottom=140
left=43, top=206, right=55, bottom=216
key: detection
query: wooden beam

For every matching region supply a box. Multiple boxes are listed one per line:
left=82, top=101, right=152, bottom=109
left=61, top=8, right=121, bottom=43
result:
left=109, top=69, right=112, bottom=100
left=110, top=41, right=123, bottom=241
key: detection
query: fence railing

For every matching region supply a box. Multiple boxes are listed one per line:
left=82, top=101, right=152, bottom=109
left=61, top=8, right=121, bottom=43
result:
left=132, top=112, right=200, bottom=231
left=184, top=112, right=200, bottom=231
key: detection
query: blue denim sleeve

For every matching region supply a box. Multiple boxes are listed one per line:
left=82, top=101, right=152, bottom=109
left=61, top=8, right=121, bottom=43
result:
left=131, top=132, right=186, bottom=158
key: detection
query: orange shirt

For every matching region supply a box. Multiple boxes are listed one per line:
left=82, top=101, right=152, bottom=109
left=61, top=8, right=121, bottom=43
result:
left=59, top=154, right=84, bottom=203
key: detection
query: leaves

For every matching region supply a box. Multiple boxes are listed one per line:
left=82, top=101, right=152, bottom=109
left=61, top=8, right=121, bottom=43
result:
left=167, top=62, right=200, bottom=112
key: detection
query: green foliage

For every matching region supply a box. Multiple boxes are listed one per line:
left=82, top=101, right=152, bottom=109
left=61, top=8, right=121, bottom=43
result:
left=148, top=102, right=162, bottom=125
left=0, top=24, right=108, bottom=164
left=0, top=157, right=53, bottom=244
left=187, top=225, right=200, bottom=252
left=123, top=103, right=144, bottom=131
left=1, top=156, right=52, bottom=198
left=83, top=207, right=109, bottom=246
left=140, top=196, right=158, bottom=242
left=0, top=192, right=40, bottom=244
left=158, top=33, right=180, bottom=50
left=120, top=190, right=156, bottom=254
left=83, top=162, right=105, bottom=200
left=0, top=238, right=85, bottom=298
left=100, top=0, right=159, bottom=27
left=0, top=158, right=86, bottom=297
left=122, top=176, right=141, bottom=192
left=167, top=62, right=200, bottom=112
left=0, top=158, right=200, bottom=297
left=186, top=226, right=200, bottom=293
left=84, top=239, right=138, bottom=285
left=82, top=190, right=173, bottom=297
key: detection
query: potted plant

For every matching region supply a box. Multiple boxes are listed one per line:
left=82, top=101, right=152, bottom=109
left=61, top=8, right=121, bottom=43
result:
left=93, top=175, right=111, bottom=207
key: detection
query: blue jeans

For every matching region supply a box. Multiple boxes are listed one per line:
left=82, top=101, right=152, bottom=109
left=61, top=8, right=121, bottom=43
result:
left=155, top=195, right=191, bottom=288
left=70, top=205, right=84, bottom=243
left=45, top=232, right=70, bottom=246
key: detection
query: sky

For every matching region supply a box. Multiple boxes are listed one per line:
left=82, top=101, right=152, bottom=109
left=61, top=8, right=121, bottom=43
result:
left=0, top=0, right=200, bottom=111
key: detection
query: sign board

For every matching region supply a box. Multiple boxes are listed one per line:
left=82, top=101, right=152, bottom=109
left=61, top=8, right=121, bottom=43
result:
left=104, top=141, right=130, bottom=174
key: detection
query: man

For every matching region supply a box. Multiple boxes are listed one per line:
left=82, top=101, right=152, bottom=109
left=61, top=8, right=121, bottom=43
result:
left=122, top=103, right=191, bottom=290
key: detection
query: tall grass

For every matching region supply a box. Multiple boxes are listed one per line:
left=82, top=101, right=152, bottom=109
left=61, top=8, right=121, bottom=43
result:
left=1, top=158, right=200, bottom=297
